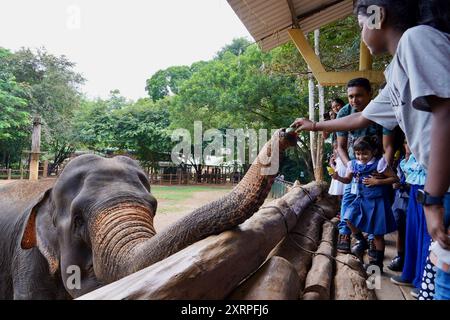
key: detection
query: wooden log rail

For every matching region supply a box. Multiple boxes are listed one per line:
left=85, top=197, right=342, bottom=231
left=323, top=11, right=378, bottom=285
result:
left=77, top=181, right=327, bottom=300
left=333, top=253, right=377, bottom=300
left=267, top=196, right=339, bottom=297
left=228, top=256, right=301, bottom=300
left=302, top=218, right=338, bottom=300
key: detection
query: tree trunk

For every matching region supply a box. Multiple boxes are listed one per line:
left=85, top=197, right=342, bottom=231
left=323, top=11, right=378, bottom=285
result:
left=333, top=253, right=377, bottom=300
left=314, top=29, right=325, bottom=181
left=269, top=195, right=338, bottom=297
left=227, top=256, right=300, bottom=300
left=302, top=220, right=337, bottom=299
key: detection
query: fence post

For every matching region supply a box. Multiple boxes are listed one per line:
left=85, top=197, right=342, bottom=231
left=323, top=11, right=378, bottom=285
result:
left=43, top=160, right=48, bottom=178
left=7, top=168, right=12, bottom=180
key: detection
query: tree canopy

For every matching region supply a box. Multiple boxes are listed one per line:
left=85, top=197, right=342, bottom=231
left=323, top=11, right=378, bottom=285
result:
left=0, top=16, right=386, bottom=182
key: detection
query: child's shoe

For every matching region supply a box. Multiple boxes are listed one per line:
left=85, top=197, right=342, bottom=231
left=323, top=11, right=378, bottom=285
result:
left=390, top=275, right=413, bottom=287
left=364, top=250, right=384, bottom=273
left=337, top=234, right=351, bottom=253
left=367, top=238, right=376, bottom=259
left=387, top=255, right=404, bottom=272
left=351, top=232, right=368, bottom=261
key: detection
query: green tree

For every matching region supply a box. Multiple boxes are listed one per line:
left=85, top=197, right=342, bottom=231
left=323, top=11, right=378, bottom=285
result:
left=145, top=66, right=192, bottom=102
left=215, top=37, right=252, bottom=59
left=112, top=98, right=172, bottom=170
left=0, top=48, right=31, bottom=167
left=4, top=48, right=85, bottom=171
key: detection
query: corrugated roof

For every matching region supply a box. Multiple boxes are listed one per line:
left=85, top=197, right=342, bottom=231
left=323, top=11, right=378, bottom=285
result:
left=227, top=0, right=354, bottom=51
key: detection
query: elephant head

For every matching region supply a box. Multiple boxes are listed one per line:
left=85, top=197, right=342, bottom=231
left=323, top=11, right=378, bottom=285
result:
left=19, top=129, right=297, bottom=298
left=20, top=155, right=157, bottom=297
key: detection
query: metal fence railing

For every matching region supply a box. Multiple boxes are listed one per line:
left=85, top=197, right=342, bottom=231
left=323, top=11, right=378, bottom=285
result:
left=269, top=177, right=294, bottom=199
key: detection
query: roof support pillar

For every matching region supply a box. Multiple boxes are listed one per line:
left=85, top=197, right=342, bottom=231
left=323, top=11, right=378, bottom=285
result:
left=359, top=40, right=373, bottom=71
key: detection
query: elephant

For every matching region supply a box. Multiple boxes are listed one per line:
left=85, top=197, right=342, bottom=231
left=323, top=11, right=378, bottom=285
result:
left=0, top=129, right=297, bottom=299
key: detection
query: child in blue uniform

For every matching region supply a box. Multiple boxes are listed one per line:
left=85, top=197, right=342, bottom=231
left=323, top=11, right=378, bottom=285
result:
left=332, top=136, right=398, bottom=270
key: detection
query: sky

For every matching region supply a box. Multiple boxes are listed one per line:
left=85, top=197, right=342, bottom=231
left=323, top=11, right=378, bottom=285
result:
left=0, top=0, right=252, bottom=100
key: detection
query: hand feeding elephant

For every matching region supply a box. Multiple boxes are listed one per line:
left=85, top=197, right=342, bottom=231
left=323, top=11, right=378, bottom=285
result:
left=0, top=129, right=297, bottom=299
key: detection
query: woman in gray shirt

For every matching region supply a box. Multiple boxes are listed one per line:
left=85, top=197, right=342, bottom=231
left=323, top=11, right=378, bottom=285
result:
left=292, top=0, right=450, bottom=299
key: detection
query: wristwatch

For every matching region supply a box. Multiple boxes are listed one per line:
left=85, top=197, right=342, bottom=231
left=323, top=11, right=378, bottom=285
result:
left=416, top=189, right=444, bottom=206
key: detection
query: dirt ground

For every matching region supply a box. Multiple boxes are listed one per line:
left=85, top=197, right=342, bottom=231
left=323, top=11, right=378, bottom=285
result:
left=153, top=187, right=231, bottom=232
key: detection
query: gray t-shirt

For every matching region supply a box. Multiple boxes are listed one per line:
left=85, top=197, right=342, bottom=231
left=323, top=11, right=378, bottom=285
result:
left=362, top=25, right=450, bottom=180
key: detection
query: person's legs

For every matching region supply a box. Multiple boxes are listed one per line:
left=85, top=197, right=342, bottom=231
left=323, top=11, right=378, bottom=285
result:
left=388, top=207, right=406, bottom=271
left=349, top=222, right=368, bottom=261
left=339, top=184, right=354, bottom=235
left=364, top=235, right=385, bottom=272
left=418, top=250, right=437, bottom=300
left=433, top=193, right=450, bottom=300
left=413, top=208, right=432, bottom=288
left=337, top=184, right=355, bottom=253
left=434, top=269, right=450, bottom=300
left=401, top=185, right=421, bottom=283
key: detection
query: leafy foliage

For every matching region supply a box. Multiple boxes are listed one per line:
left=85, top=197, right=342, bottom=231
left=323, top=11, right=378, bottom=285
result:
left=0, top=17, right=386, bottom=182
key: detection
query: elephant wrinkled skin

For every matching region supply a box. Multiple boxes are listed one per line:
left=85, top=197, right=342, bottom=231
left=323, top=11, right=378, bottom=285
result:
left=0, top=129, right=296, bottom=299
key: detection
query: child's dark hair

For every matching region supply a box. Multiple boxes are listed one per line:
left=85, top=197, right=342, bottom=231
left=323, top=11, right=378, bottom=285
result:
left=347, top=78, right=372, bottom=93
left=353, top=136, right=382, bottom=156
left=354, top=0, right=450, bottom=33
left=333, top=98, right=346, bottom=106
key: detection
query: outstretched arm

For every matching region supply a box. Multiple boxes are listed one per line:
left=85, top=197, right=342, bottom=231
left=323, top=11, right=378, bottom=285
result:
left=424, top=97, right=450, bottom=249
left=291, top=112, right=373, bottom=133
left=331, top=170, right=352, bottom=184
left=383, top=132, right=395, bottom=166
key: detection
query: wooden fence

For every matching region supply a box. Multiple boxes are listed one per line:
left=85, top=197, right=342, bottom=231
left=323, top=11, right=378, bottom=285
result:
left=0, top=168, right=46, bottom=180
left=148, top=172, right=244, bottom=186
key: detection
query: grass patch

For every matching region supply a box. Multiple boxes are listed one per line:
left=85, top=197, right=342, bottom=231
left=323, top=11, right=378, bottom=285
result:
left=151, top=185, right=230, bottom=201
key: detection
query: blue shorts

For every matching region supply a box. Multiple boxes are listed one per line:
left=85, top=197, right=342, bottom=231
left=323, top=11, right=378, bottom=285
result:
left=434, top=192, right=450, bottom=300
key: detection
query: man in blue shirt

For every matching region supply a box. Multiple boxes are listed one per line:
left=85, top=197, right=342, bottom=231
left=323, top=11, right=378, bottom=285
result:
left=334, top=78, right=392, bottom=254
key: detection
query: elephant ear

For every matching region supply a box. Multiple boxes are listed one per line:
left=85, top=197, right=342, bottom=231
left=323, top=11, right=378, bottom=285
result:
left=21, top=188, right=52, bottom=249
left=20, top=188, right=59, bottom=274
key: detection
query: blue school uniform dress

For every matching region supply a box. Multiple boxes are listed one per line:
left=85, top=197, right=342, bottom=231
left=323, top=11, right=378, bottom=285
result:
left=399, top=155, right=432, bottom=288
left=342, top=157, right=397, bottom=236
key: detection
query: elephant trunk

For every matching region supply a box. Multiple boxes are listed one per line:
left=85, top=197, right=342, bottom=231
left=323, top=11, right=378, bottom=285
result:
left=89, top=203, right=156, bottom=283
left=90, top=129, right=297, bottom=283
left=127, top=129, right=297, bottom=274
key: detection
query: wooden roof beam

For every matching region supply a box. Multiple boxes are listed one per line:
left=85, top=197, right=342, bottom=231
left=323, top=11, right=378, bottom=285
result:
left=286, top=0, right=300, bottom=27
left=288, top=28, right=385, bottom=86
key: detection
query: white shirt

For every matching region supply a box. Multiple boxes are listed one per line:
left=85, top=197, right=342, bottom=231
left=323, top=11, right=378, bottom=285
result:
left=345, top=157, right=388, bottom=176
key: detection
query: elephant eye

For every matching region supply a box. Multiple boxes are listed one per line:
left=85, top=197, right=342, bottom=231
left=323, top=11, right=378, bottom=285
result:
left=73, top=215, right=84, bottom=229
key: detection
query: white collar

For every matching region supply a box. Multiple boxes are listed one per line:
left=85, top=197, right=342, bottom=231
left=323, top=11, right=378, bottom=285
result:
left=355, top=157, right=376, bottom=165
